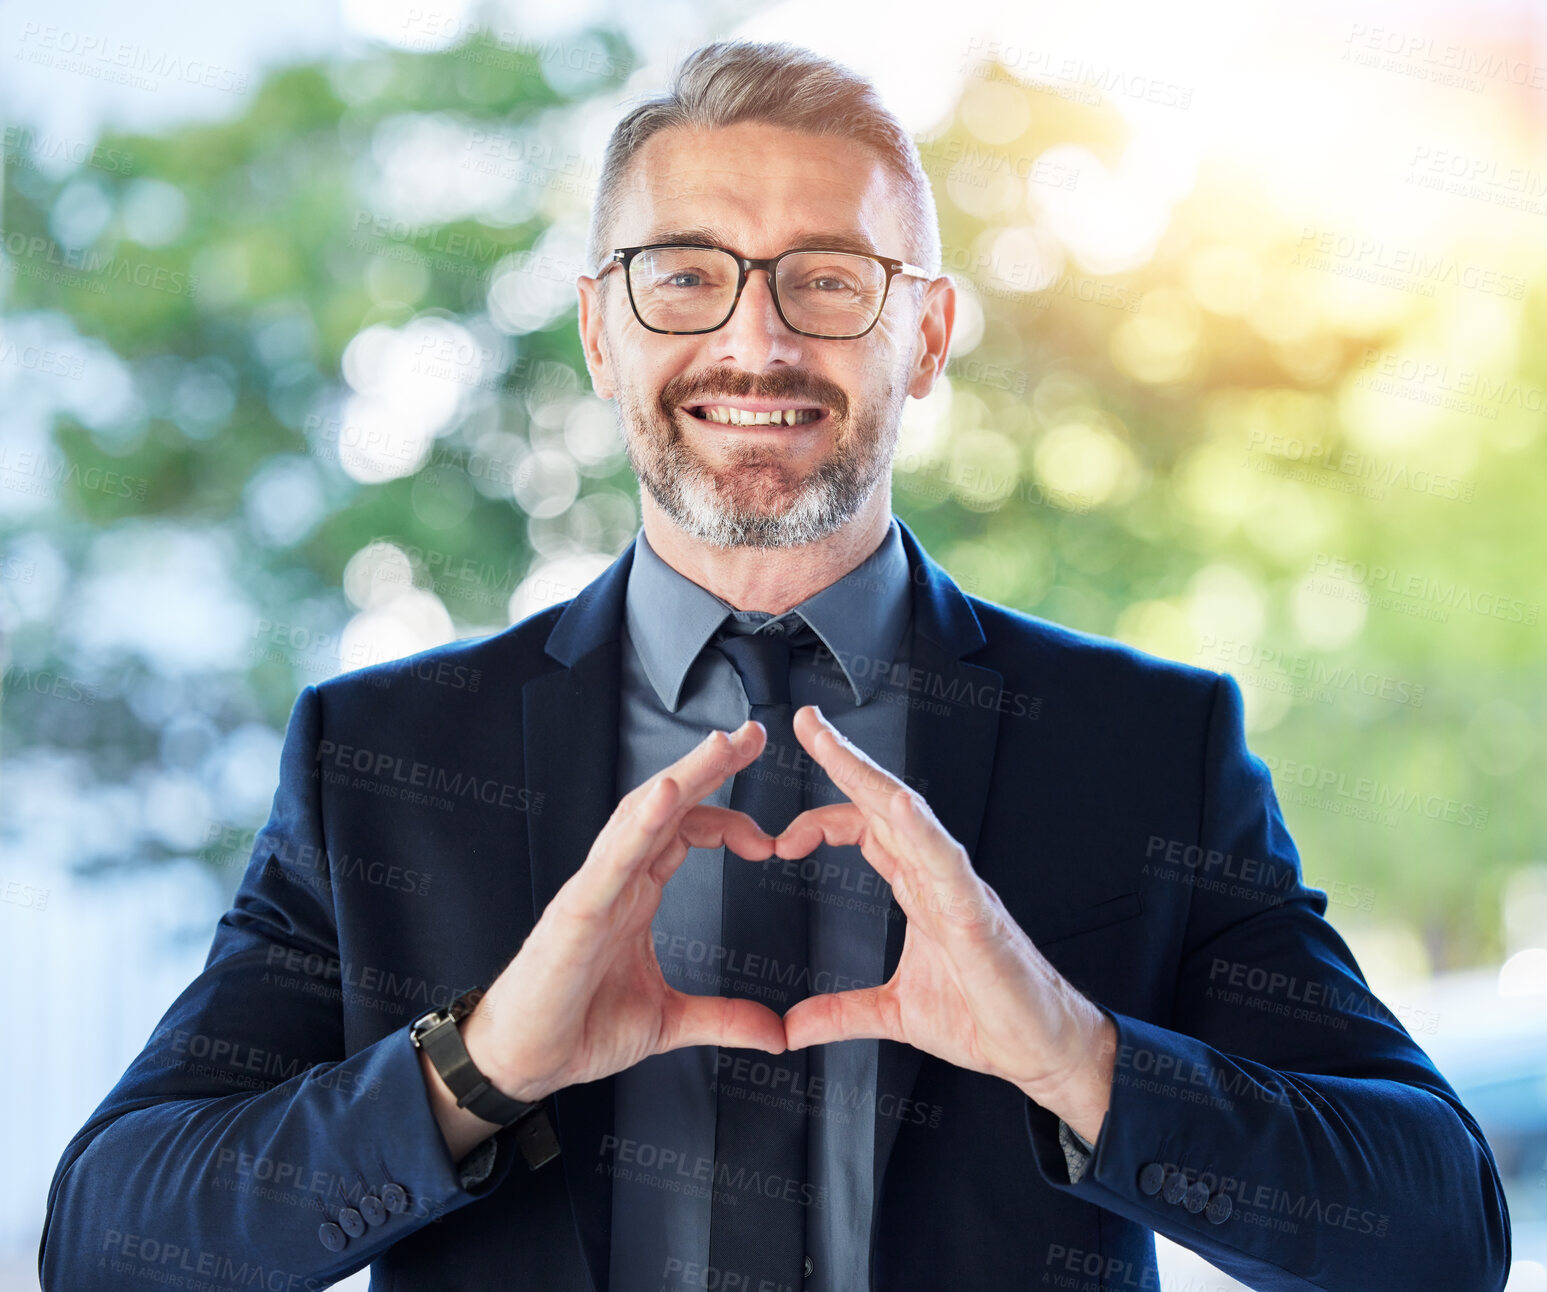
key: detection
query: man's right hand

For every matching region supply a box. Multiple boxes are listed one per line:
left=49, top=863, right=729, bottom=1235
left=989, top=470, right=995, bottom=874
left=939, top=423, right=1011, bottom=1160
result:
left=419, top=720, right=784, bottom=1161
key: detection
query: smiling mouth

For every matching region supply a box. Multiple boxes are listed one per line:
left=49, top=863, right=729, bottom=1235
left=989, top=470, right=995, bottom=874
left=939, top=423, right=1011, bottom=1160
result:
left=683, top=403, right=826, bottom=427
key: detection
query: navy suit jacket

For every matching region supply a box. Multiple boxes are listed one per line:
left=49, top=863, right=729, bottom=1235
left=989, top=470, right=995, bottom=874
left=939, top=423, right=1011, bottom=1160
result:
left=41, top=518, right=1510, bottom=1291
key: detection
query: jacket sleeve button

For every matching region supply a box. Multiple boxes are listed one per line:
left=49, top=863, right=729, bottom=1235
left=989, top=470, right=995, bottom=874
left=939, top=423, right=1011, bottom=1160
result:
left=1185, top=1181, right=1210, bottom=1214
left=1206, top=1192, right=1234, bottom=1224
left=318, top=1222, right=347, bottom=1252
left=1138, top=1163, right=1166, bottom=1196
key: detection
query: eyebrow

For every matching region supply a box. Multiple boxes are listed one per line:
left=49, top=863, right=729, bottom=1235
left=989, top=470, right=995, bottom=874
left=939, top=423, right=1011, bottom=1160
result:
left=639, top=227, right=885, bottom=258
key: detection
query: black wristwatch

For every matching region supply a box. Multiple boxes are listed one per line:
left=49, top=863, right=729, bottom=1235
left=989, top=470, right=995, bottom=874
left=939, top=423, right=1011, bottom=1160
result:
left=409, top=988, right=560, bottom=1169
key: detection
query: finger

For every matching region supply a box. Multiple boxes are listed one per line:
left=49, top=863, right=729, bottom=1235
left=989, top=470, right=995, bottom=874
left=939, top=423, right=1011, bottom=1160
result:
left=621, top=723, right=766, bottom=876
left=584, top=725, right=764, bottom=908
left=773, top=803, right=891, bottom=872
left=776, top=801, right=980, bottom=928
left=646, top=806, right=774, bottom=884
left=782, top=986, right=897, bottom=1050
left=668, top=719, right=766, bottom=808
left=661, top=989, right=788, bottom=1055
left=577, top=773, right=687, bottom=912
left=680, top=804, right=776, bottom=859
left=881, top=788, right=983, bottom=893
left=792, top=710, right=973, bottom=889
left=791, top=705, right=908, bottom=820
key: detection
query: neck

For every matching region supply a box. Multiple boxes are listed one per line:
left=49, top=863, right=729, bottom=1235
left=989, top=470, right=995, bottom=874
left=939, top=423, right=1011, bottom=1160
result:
left=639, top=485, right=893, bottom=614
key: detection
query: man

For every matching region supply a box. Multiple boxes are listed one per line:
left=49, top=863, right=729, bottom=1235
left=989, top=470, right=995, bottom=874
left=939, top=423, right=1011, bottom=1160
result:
left=42, top=39, right=1508, bottom=1292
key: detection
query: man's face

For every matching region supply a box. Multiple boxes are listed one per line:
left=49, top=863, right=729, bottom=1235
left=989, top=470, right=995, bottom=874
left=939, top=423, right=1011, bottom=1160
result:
left=577, top=121, right=952, bottom=549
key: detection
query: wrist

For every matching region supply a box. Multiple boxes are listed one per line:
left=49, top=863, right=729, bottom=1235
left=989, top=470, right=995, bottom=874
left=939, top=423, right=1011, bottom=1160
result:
left=458, top=1000, right=552, bottom=1104
left=417, top=1045, right=501, bottom=1163
left=410, top=989, right=548, bottom=1122
left=1017, top=1006, right=1116, bottom=1145
left=413, top=993, right=562, bottom=1170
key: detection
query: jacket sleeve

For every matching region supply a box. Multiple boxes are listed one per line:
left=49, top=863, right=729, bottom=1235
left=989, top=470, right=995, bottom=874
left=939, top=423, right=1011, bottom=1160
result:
left=39, top=684, right=525, bottom=1291
left=1023, top=672, right=1511, bottom=1292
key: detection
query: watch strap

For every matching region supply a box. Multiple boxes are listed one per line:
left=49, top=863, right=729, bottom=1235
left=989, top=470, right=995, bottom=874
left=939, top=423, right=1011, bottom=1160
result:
left=511, top=1098, right=562, bottom=1168
left=413, top=989, right=560, bottom=1168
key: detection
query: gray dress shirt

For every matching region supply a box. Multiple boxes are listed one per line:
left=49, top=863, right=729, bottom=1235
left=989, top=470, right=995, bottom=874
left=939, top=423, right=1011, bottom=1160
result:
left=609, top=519, right=912, bottom=1292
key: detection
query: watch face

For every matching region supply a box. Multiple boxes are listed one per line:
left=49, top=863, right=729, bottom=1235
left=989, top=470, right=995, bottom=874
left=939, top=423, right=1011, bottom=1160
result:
left=409, top=1007, right=453, bottom=1045
left=449, top=987, right=483, bottom=1021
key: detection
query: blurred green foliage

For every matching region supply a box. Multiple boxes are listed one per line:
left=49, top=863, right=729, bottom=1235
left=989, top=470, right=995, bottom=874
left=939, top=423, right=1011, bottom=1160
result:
left=2, top=34, right=1542, bottom=973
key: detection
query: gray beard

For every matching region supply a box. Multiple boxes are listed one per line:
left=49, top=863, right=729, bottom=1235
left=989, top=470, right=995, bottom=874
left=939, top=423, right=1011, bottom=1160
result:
left=618, top=378, right=905, bottom=550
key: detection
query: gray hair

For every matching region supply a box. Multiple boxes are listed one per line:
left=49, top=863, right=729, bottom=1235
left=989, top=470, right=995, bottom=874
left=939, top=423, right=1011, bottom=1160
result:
left=586, top=40, right=941, bottom=279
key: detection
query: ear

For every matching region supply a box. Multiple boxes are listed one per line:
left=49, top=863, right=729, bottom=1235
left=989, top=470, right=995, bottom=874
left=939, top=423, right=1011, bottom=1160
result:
left=907, top=274, right=956, bottom=399
left=577, top=274, right=616, bottom=400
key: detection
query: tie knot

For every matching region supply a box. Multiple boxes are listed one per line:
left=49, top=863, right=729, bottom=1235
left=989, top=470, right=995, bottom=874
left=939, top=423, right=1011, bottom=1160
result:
left=713, top=619, right=818, bottom=708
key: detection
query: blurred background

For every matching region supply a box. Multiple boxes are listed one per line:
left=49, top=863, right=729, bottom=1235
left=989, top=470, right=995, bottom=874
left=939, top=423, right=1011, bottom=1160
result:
left=3, top=0, right=1545, bottom=1287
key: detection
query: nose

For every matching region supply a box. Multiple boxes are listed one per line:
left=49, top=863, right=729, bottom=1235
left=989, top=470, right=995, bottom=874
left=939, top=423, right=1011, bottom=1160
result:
left=707, top=268, right=804, bottom=371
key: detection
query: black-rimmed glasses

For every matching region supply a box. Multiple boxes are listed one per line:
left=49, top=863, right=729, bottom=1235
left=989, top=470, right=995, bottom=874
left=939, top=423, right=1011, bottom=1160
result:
left=595, top=243, right=932, bottom=339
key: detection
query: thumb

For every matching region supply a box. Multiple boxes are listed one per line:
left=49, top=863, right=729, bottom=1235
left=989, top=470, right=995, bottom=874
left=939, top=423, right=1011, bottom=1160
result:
left=662, top=990, right=788, bottom=1055
left=782, top=987, right=895, bottom=1050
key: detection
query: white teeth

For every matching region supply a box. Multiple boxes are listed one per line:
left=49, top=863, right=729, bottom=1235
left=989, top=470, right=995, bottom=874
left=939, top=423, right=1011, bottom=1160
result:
left=694, top=405, right=820, bottom=426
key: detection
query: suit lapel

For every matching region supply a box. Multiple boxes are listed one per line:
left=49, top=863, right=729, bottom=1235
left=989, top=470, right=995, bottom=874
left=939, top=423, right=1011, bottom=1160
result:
left=524, top=541, right=636, bottom=1292
left=872, top=520, right=1004, bottom=1210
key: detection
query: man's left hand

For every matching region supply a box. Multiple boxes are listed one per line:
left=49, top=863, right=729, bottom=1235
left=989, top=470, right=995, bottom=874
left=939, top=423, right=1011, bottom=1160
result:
left=771, top=705, right=1117, bottom=1145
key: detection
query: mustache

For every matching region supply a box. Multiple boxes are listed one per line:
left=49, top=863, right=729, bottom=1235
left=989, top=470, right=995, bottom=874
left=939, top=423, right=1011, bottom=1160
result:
left=658, top=367, right=850, bottom=419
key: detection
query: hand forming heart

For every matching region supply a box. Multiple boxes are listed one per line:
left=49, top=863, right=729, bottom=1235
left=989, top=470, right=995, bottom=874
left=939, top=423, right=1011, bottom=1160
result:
left=764, top=704, right=1116, bottom=1144
left=436, top=708, right=1115, bottom=1162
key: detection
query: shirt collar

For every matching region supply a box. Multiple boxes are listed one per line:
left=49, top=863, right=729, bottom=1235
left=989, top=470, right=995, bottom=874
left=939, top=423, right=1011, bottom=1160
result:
left=623, top=518, right=911, bottom=712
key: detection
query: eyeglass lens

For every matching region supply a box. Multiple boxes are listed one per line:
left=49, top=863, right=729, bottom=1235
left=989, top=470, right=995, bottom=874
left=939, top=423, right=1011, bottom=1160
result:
left=627, top=247, right=887, bottom=336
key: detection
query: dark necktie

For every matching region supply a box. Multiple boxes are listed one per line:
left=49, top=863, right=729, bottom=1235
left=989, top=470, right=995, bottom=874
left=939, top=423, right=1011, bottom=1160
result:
left=709, top=618, right=817, bottom=1291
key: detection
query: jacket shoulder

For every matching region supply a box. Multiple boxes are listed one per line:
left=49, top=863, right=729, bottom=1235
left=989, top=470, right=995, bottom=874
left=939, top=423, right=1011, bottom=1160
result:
left=311, top=601, right=570, bottom=710
left=967, top=595, right=1223, bottom=710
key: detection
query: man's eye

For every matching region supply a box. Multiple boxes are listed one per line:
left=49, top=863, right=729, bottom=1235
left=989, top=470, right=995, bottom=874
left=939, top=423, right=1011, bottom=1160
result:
left=796, top=274, right=860, bottom=293
left=665, top=272, right=705, bottom=288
